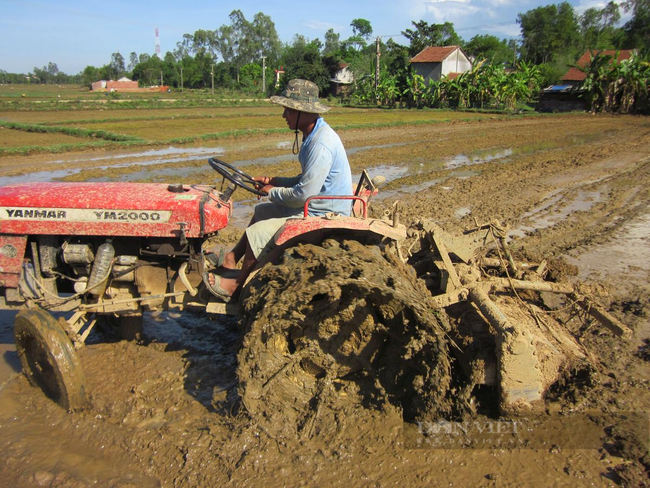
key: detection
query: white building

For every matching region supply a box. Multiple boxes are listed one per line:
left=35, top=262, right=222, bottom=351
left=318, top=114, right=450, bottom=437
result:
left=409, top=46, right=473, bottom=83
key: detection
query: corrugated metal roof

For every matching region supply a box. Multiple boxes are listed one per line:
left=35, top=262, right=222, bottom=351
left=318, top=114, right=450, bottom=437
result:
left=410, top=46, right=460, bottom=63
left=562, top=50, right=635, bottom=81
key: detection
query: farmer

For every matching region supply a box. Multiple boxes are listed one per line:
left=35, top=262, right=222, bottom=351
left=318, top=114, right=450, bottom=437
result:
left=204, top=79, right=352, bottom=301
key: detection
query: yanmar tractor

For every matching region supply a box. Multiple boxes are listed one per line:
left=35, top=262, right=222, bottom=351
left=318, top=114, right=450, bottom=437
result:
left=0, top=158, right=622, bottom=436
left=0, top=159, right=426, bottom=419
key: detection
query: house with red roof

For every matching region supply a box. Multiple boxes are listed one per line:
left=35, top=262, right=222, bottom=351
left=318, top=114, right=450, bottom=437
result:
left=409, top=46, right=473, bottom=83
left=561, top=49, right=636, bottom=86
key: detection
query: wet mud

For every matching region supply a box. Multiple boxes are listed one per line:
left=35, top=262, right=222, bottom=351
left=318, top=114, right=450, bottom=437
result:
left=238, top=240, right=461, bottom=439
left=1, top=113, right=650, bottom=486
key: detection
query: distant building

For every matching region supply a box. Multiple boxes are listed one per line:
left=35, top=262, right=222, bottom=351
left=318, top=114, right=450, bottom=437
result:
left=561, top=50, right=636, bottom=86
left=91, top=77, right=169, bottom=93
left=330, top=63, right=354, bottom=96
left=409, top=46, right=473, bottom=83
left=537, top=49, right=637, bottom=113
left=91, top=77, right=139, bottom=92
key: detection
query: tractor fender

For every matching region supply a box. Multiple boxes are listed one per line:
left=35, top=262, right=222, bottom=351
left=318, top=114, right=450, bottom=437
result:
left=274, top=215, right=406, bottom=248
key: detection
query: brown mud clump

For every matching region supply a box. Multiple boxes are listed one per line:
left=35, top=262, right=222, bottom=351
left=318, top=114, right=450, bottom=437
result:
left=237, top=239, right=468, bottom=438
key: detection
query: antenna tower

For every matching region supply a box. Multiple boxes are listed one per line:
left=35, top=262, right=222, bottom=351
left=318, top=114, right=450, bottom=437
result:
left=155, top=28, right=161, bottom=56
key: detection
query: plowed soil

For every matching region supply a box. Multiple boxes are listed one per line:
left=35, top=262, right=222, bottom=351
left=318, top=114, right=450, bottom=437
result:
left=1, top=113, right=649, bottom=486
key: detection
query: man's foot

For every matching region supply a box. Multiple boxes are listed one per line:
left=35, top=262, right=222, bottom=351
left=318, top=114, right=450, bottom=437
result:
left=222, top=251, right=238, bottom=270
left=203, top=270, right=239, bottom=301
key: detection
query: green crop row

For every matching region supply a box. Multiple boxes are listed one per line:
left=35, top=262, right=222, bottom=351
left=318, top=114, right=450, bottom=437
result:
left=0, top=120, right=144, bottom=142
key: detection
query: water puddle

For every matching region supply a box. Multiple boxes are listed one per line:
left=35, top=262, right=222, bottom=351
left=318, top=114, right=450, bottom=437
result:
left=443, top=133, right=604, bottom=172
left=509, top=190, right=604, bottom=239
left=567, top=211, right=650, bottom=285
left=46, top=146, right=225, bottom=165
left=445, top=148, right=513, bottom=169
left=0, top=147, right=227, bottom=186
left=346, top=142, right=409, bottom=156
left=0, top=310, right=20, bottom=389
left=108, top=143, right=410, bottom=183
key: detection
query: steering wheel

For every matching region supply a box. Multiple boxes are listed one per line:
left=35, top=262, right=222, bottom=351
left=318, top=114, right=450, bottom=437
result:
left=208, top=157, right=266, bottom=196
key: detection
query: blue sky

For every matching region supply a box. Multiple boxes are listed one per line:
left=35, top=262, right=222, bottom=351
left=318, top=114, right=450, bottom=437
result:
left=1, top=0, right=629, bottom=75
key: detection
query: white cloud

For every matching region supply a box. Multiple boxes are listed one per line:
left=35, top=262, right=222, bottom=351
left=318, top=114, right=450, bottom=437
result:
left=424, top=1, right=481, bottom=21
left=574, top=0, right=615, bottom=14
left=303, top=21, right=344, bottom=32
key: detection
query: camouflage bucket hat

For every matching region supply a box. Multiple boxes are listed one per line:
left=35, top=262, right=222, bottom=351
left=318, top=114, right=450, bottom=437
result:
left=270, top=79, right=330, bottom=114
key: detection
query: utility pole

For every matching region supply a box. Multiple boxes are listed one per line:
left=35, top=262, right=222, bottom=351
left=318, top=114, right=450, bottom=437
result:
left=375, top=37, right=381, bottom=102
left=180, top=66, right=183, bottom=92
left=211, top=65, right=214, bottom=96
left=262, top=56, right=266, bottom=96
left=160, top=70, right=163, bottom=86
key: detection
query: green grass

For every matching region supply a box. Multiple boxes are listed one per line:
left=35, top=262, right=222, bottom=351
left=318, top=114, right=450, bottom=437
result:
left=0, top=120, right=145, bottom=142
left=0, top=141, right=137, bottom=156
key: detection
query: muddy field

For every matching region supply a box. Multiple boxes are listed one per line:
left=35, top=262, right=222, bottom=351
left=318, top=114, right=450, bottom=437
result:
left=1, top=112, right=649, bottom=486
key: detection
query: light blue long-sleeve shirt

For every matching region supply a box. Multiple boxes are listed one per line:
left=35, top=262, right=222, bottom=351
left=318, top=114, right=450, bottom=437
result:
left=269, top=117, right=352, bottom=216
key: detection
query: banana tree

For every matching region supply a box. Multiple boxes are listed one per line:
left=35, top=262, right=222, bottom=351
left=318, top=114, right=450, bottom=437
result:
left=403, top=73, right=427, bottom=108
left=377, top=75, right=401, bottom=108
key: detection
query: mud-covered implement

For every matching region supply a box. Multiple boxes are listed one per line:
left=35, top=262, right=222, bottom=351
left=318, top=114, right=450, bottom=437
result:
left=406, top=219, right=631, bottom=415
left=0, top=158, right=629, bottom=433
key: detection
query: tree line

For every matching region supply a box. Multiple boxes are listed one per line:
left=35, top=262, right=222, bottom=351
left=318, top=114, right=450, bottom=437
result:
left=0, top=1, right=647, bottom=112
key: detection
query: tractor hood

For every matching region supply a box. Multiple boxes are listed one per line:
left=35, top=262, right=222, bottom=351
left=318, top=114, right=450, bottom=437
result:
left=0, top=182, right=231, bottom=238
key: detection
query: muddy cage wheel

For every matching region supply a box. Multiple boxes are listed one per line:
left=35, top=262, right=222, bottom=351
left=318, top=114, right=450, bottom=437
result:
left=14, top=309, right=87, bottom=411
left=237, top=239, right=454, bottom=437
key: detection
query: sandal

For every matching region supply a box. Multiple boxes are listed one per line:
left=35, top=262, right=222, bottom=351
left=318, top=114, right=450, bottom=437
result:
left=202, top=271, right=233, bottom=302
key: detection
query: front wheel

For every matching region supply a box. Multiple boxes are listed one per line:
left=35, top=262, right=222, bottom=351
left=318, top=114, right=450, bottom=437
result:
left=14, top=309, right=87, bottom=411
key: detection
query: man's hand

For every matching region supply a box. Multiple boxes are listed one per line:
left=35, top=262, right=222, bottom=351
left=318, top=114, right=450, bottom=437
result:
left=253, top=176, right=274, bottom=198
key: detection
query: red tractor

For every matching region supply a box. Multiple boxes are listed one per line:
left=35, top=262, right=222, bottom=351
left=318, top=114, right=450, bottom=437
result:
left=0, top=158, right=430, bottom=424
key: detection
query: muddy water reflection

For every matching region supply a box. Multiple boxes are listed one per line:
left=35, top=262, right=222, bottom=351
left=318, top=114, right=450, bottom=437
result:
left=0, top=146, right=227, bottom=186
left=98, top=143, right=409, bottom=183
left=509, top=190, right=604, bottom=239
left=47, top=146, right=225, bottom=165
left=0, top=310, right=20, bottom=388
left=567, top=211, right=650, bottom=287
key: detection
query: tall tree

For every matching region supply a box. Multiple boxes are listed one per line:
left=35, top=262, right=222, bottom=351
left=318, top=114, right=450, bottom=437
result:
left=465, top=35, right=513, bottom=65
left=623, top=0, right=650, bottom=53
left=518, top=2, right=580, bottom=64
left=250, top=12, right=281, bottom=65
left=279, top=35, right=329, bottom=94
left=110, top=52, right=125, bottom=79
left=351, top=19, right=373, bottom=40
left=128, top=52, right=139, bottom=72
left=175, top=30, right=218, bottom=60
left=580, top=2, right=622, bottom=50
left=215, top=10, right=280, bottom=77
left=401, top=21, right=462, bottom=57
left=346, top=19, right=373, bottom=51
left=323, top=28, right=341, bottom=56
